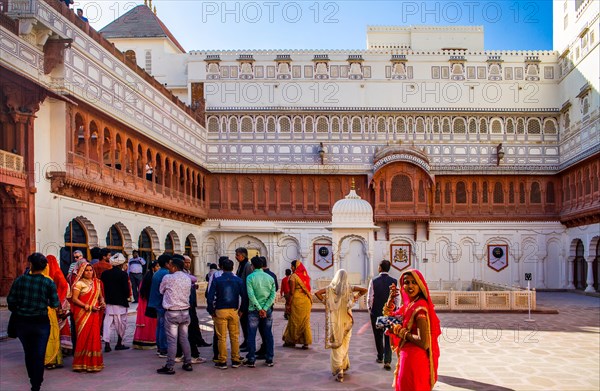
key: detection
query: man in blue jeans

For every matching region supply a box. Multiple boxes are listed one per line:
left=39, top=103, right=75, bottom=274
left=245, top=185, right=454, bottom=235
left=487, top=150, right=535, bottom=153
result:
left=7, top=253, right=60, bottom=391
left=243, top=256, right=276, bottom=368
left=207, top=258, right=247, bottom=369
left=148, top=253, right=172, bottom=356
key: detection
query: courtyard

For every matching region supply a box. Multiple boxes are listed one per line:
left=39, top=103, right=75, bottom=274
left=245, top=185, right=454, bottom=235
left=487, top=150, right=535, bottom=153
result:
left=0, top=292, right=598, bottom=391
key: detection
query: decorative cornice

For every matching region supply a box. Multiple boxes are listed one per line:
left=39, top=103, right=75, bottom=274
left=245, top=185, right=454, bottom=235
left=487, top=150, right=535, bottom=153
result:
left=206, top=106, right=560, bottom=113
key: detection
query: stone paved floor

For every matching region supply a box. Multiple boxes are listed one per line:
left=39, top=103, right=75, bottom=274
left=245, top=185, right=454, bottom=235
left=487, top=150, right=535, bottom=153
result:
left=0, top=292, right=598, bottom=391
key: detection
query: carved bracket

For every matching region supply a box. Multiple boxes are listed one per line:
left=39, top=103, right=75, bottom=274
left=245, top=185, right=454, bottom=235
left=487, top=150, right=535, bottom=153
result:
left=43, top=38, right=73, bottom=75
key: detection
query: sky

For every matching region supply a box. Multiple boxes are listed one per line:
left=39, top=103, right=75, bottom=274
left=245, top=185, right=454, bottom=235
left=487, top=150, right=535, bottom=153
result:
left=76, top=0, right=553, bottom=52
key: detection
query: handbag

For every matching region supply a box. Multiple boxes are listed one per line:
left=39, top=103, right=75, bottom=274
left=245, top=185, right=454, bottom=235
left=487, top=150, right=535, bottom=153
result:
left=144, top=306, right=157, bottom=318
left=7, top=313, right=18, bottom=338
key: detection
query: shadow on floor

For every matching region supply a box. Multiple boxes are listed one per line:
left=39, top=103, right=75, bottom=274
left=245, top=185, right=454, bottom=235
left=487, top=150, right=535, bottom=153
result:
left=438, top=375, right=516, bottom=391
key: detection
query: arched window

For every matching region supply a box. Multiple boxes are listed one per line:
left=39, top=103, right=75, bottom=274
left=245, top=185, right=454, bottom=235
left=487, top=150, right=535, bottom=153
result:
left=305, top=117, right=314, bottom=133
left=491, top=119, right=502, bottom=134
left=479, top=118, right=488, bottom=134
left=229, top=117, right=238, bottom=132
left=379, top=181, right=385, bottom=203
left=456, top=181, right=466, bottom=204
left=280, top=180, right=292, bottom=211
left=530, top=182, right=541, bottom=203
left=471, top=182, right=478, bottom=203
left=266, top=117, right=276, bottom=132
left=453, top=118, right=466, bottom=134
left=444, top=182, right=451, bottom=204
left=241, top=117, right=253, bottom=132
left=279, top=117, right=291, bottom=132
left=546, top=182, right=555, bottom=203
left=442, top=118, right=451, bottom=133
left=544, top=120, right=557, bottom=134
left=102, top=127, right=111, bottom=167
left=317, top=117, right=328, bottom=133
left=242, top=178, right=253, bottom=210
left=482, top=182, right=489, bottom=203
left=293, top=117, right=302, bottom=133
left=509, top=182, right=515, bottom=203
left=351, top=117, right=362, bottom=133
left=377, top=117, right=386, bottom=133
left=230, top=178, right=239, bottom=210
left=418, top=180, right=425, bottom=202
left=164, top=232, right=175, bottom=255
left=432, top=118, right=440, bottom=134
left=74, top=114, right=85, bottom=156
left=416, top=117, right=425, bottom=133
left=506, top=118, right=515, bottom=134
left=391, top=175, right=413, bottom=202
left=185, top=235, right=195, bottom=275
left=331, top=117, right=340, bottom=133
left=468, top=118, right=477, bottom=134
left=64, top=218, right=89, bottom=262
left=493, top=182, right=504, bottom=203
left=209, top=177, right=220, bottom=209
left=207, top=117, right=219, bottom=132
left=519, top=183, right=526, bottom=203
left=527, top=119, right=541, bottom=134
left=255, top=117, right=265, bottom=132
left=106, top=225, right=124, bottom=255
left=138, top=229, right=155, bottom=262
left=396, top=118, right=405, bottom=133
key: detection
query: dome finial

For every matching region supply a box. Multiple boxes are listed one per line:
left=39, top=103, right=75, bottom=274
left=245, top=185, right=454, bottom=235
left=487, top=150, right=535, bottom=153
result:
left=351, top=178, right=355, bottom=190
left=144, top=0, right=148, bottom=6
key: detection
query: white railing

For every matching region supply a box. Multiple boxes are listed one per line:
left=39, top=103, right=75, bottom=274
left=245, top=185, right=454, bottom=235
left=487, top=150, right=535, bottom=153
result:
left=196, top=277, right=535, bottom=311
left=0, top=149, right=24, bottom=172
left=430, top=289, right=536, bottom=310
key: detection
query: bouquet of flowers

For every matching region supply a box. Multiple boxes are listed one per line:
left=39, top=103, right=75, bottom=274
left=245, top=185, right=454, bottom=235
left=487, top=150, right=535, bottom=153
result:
left=375, top=315, right=403, bottom=330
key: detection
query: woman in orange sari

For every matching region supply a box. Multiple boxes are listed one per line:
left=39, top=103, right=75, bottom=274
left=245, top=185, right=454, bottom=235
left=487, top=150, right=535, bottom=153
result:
left=71, top=264, right=105, bottom=372
left=384, top=269, right=441, bottom=391
left=282, top=260, right=313, bottom=349
left=43, top=255, right=70, bottom=369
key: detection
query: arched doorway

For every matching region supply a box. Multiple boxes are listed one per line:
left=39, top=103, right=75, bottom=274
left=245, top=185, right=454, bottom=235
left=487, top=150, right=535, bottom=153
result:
left=138, top=229, right=156, bottom=265
left=164, top=232, right=176, bottom=255
left=590, top=237, right=600, bottom=292
left=339, top=236, right=367, bottom=284
left=62, top=218, right=90, bottom=275
left=573, top=240, right=586, bottom=290
left=185, top=235, right=195, bottom=275
left=106, top=224, right=125, bottom=256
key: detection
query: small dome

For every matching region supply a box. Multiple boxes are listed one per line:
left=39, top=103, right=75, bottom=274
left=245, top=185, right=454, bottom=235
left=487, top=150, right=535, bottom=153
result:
left=331, top=188, right=375, bottom=228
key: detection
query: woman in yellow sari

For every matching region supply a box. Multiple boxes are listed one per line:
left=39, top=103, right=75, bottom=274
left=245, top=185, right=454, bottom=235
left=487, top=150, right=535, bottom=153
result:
left=315, top=269, right=367, bottom=383
left=42, top=255, right=69, bottom=369
left=282, top=260, right=313, bottom=349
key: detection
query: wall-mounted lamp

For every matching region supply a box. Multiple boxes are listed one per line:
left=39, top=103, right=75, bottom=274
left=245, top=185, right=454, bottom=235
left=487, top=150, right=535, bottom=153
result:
left=318, top=142, right=325, bottom=164
left=496, top=143, right=505, bottom=165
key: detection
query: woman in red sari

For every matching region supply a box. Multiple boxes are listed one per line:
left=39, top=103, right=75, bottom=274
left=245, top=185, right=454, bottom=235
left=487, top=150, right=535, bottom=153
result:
left=384, top=269, right=441, bottom=391
left=71, top=264, right=105, bottom=372
left=133, top=261, right=159, bottom=349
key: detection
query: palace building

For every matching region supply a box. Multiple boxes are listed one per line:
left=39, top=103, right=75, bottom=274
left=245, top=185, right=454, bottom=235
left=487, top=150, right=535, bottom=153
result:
left=0, top=0, right=598, bottom=296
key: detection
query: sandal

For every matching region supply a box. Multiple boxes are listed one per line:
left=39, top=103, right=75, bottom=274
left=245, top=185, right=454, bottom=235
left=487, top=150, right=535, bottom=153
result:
left=336, top=372, right=344, bottom=382
left=301, top=344, right=309, bottom=350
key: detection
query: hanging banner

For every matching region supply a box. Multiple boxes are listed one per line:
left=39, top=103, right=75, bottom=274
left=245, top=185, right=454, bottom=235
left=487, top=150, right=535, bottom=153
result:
left=313, top=243, right=333, bottom=270
left=390, top=244, right=411, bottom=271
left=488, top=244, right=508, bottom=272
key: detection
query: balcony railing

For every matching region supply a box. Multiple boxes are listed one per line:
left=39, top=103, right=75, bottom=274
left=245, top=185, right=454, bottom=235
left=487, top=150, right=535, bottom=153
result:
left=0, top=149, right=24, bottom=172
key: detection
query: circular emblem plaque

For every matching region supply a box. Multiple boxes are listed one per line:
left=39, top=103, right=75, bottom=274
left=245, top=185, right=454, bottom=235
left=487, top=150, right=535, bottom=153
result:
left=492, top=247, right=504, bottom=258
left=318, top=246, right=329, bottom=257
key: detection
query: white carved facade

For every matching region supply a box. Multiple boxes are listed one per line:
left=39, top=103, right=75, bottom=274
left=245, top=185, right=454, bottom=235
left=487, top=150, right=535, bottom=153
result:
left=1, top=0, right=598, bottom=292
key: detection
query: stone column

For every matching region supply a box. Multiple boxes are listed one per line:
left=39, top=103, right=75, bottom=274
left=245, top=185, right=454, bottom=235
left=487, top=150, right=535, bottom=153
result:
left=585, top=257, right=596, bottom=293
left=567, top=256, right=575, bottom=289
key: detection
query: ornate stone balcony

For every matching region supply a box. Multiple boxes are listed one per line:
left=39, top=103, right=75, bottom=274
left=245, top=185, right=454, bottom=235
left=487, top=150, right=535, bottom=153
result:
left=47, top=153, right=208, bottom=224
left=0, top=149, right=26, bottom=186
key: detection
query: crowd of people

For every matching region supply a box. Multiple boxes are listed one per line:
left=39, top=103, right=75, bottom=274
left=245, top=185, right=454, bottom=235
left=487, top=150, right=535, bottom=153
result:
left=8, top=249, right=441, bottom=391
